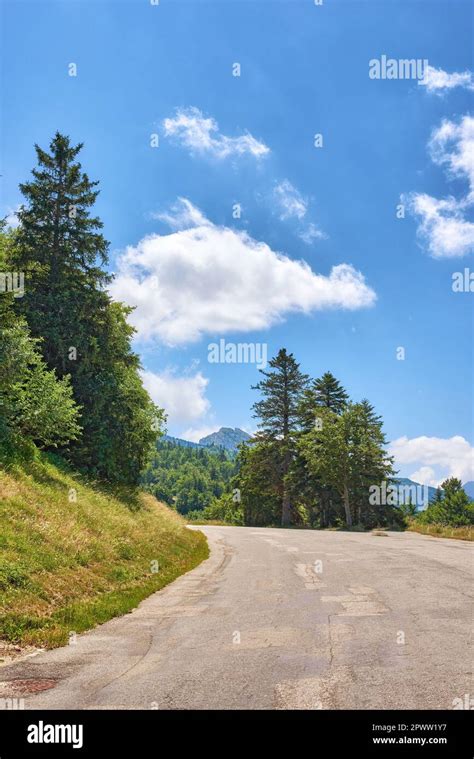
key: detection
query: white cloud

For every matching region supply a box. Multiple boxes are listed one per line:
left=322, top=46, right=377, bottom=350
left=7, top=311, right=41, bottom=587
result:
left=273, top=180, right=307, bottom=220
left=299, top=223, right=327, bottom=245
left=163, top=107, right=270, bottom=160
left=141, top=368, right=210, bottom=425
left=405, top=115, right=474, bottom=258
left=180, top=425, right=220, bottom=443
left=419, top=64, right=474, bottom=94
left=151, top=197, right=211, bottom=230
left=429, top=116, right=474, bottom=200
left=110, top=198, right=376, bottom=344
left=403, top=193, right=474, bottom=258
left=389, top=435, right=474, bottom=486
left=408, top=466, right=439, bottom=488
left=272, top=180, right=327, bottom=243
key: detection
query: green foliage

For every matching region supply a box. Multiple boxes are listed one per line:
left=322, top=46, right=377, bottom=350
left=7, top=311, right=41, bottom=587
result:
left=235, top=351, right=397, bottom=530
left=298, top=403, right=395, bottom=529
left=299, top=370, right=348, bottom=431
left=416, top=478, right=473, bottom=527
left=6, top=133, right=163, bottom=483
left=252, top=348, right=308, bottom=441
left=1, top=322, right=81, bottom=449
left=252, top=348, right=308, bottom=525
left=236, top=439, right=285, bottom=526
left=141, top=440, right=237, bottom=515
left=187, top=493, right=244, bottom=525
left=1, top=224, right=81, bottom=454
left=398, top=498, right=418, bottom=520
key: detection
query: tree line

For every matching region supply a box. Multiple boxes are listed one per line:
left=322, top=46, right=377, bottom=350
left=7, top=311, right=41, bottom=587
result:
left=227, top=349, right=473, bottom=529
left=0, top=133, right=164, bottom=482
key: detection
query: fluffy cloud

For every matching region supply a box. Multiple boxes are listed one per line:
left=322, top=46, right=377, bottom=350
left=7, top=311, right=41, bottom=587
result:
left=405, top=115, right=474, bottom=258
left=273, top=180, right=307, bottom=220
left=408, top=466, right=439, bottom=488
left=389, top=435, right=474, bottom=486
left=403, top=193, right=474, bottom=258
left=162, top=107, right=270, bottom=160
left=141, top=369, right=210, bottom=425
left=179, top=425, right=220, bottom=443
left=419, top=65, right=474, bottom=94
left=110, top=199, right=376, bottom=344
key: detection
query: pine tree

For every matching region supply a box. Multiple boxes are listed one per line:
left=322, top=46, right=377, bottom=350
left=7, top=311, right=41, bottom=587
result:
left=252, top=348, right=308, bottom=525
left=299, top=371, right=348, bottom=431
left=10, top=133, right=162, bottom=482
left=296, top=372, right=349, bottom=525
left=12, top=132, right=110, bottom=373
left=314, top=371, right=348, bottom=411
left=419, top=478, right=473, bottom=526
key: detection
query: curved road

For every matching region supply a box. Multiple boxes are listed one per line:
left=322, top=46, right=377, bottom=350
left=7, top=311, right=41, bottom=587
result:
left=1, top=526, right=472, bottom=709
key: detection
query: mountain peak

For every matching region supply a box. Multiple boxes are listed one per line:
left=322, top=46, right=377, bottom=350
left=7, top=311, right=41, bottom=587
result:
left=198, top=427, right=251, bottom=452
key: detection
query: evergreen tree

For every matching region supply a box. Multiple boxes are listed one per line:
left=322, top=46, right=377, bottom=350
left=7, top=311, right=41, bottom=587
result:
left=313, top=371, right=349, bottom=411
left=299, top=371, right=348, bottom=431
left=296, top=372, right=349, bottom=526
left=299, top=402, right=393, bottom=528
left=12, top=132, right=110, bottom=372
left=351, top=400, right=395, bottom=526
left=10, top=133, right=162, bottom=482
left=252, top=349, right=308, bottom=525
left=235, top=439, right=284, bottom=526
left=418, top=478, right=473, bottom=526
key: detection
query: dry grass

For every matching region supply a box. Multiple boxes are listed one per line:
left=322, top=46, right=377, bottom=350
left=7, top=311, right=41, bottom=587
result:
left=407, top=522, right=473, bottom=541
left=0, top=453, right=209, bottom=648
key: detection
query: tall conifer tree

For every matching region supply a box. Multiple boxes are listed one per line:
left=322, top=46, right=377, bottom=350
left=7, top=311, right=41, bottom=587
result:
left=11, top=133, right=162, bottom=482
left=252, top=349, right=308, bottom=525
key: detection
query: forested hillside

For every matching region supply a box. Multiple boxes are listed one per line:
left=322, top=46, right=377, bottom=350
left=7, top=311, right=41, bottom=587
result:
left=141, top=440, right=237, bottom=515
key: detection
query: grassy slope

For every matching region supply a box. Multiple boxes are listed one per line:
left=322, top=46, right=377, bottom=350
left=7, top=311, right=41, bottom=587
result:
left=0, top=453, right=209, bottom=648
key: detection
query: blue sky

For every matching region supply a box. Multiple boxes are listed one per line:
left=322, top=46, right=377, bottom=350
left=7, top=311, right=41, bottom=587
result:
left=2, top=0, right=473, bottom=485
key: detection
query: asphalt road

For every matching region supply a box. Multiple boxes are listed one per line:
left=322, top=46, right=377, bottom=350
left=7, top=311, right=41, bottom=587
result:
left=1, top=527, right=472, bottom=709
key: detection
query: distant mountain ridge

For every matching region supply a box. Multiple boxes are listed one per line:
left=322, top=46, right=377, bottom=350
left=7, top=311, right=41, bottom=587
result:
left=463, top=481, right=474, bottom=500
left=162, top=434, right=201, bottom=449
left=199, top=427, right=251, bottom=451
left=391, top=479, right=474, bottom=508
left=162, top=427, right=251, bottom=453
left=392, top=478, right=437, bottom=510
